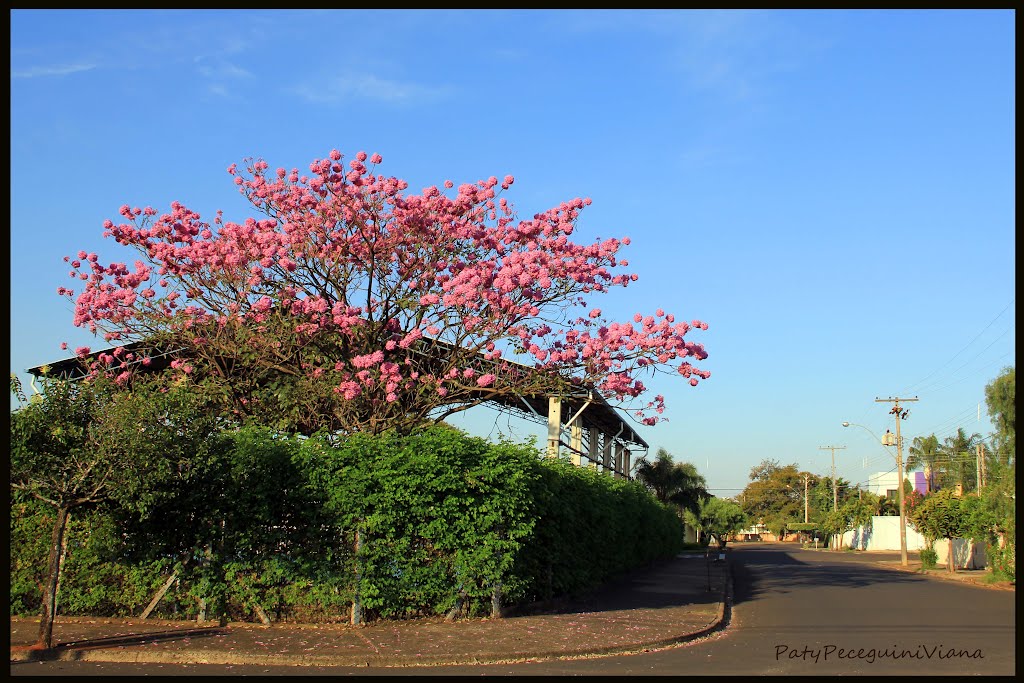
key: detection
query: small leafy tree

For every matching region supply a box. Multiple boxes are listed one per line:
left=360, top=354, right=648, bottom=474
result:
left=762, top=514, right=791, bottom=542
left=908, top=490, right=987, bottom=573
left=10, top=373, right=217, bottom=647
left=819, top=497, right=875, bottom=550
left=685, top=497, right=747, bottom=550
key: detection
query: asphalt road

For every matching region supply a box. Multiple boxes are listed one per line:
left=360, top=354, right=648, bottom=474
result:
left=12, top=544, right=1015, bottom=676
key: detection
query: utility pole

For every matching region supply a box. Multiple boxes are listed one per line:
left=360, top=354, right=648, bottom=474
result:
left=876, top=396, right=919, bottom=567
left=819, top=445, right=846, bottom=511
left=803, top=473, right=810, bottom=524
left=977, top=443, right=985, bottom=491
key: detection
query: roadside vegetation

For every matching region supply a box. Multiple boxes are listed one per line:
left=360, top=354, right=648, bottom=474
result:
left=11, top=383, right=686, bottom=633
left=12, top=147, right=712, bottom=647
left=731, top=367, right=1013, bottom=585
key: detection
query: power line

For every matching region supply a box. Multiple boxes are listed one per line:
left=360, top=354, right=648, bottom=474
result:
left=919, top=405, right=985, bottom=439
left=908, top=336, right=1015, bottom=397
left=899, top=299, right=1015, bottom=395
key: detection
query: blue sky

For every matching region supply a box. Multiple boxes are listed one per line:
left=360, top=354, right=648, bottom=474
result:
left=10, top=9, right=1015, bottom=498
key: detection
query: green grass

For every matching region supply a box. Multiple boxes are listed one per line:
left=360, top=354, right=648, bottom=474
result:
left=980, top=570, right=1015, bottom=585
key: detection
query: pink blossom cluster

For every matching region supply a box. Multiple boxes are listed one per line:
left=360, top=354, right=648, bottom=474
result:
left=61, top=148, right=710, bottom=425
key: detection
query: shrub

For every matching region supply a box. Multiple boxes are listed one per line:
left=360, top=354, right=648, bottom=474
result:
left=11, top=424, right=685, bottom=623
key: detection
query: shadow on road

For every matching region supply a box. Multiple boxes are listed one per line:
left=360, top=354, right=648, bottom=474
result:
left=509, top=556, right=726, bottom=617
left=729, top=543, right=929, bottom=607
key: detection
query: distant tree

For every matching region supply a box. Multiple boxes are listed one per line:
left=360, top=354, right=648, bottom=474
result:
left=748, top=459, right=784, bottom=482
left=906, top=434, right=942, bottom=494
left=634, top=448, right=708, bottom=516
left=807, top=475, right=855, bottom=517
left=876, top=496, right=897, bottom=516
left=740, top=462, right=804, bottom=536
left=938, top=428, right=983, bottom=492
left=981, top=366, right=1014, bottom=580
left=819, top=496, right=875, bottom=550
left=857, top=490, right=884, bottom=516
left=762, top=514, right=791, bottom=542
left=984, top=366, right=1015, bottom=461
left=685, top=497, right=747, bottom=549
left=901, top=488, right=925, bottom=524
left=9, top=374, right=217, bottom=648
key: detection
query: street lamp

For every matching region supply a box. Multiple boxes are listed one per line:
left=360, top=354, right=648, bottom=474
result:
left=842, top=421, right=909, bottom=567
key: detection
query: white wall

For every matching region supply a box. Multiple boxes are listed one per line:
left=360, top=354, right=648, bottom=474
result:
left=841, top=515, right=928, bottom=551
left=933, top=538, right=988, bottom=570
left=841, top=516, right=988, bottom=568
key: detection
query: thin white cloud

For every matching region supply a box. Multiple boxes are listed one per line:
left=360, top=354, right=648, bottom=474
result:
left=193, top=56, right=254, bottom=99
left=194, top=57, right=254, bottom=80
left=292, top=72, right=452, bottom=105
left=551, top=9, right=814, bottom=102
left=11, top=63, right=97, bottom=79
left=668, top=11, right=817, bottom=102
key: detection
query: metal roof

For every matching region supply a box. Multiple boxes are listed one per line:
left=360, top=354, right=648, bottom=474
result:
left=27, top=338, right=648, bottom=449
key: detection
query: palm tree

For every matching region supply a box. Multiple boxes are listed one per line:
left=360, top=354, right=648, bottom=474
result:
left=938, top=427, right=983, bottom=493
left=668, top=460, right=710, bottom=515
left=634, top=448, right=709, bottom=515
left=906, top=434, right=942, bottom=493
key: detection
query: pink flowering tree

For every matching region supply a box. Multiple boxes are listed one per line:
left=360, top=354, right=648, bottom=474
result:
left=61, top=149, right=710, bottom=435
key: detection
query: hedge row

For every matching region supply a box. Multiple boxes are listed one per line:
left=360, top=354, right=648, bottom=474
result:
left=10, top=425, right=684, bottom=622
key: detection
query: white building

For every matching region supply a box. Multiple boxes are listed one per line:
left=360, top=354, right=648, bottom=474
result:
left=866, top=470, right=928, bottom=498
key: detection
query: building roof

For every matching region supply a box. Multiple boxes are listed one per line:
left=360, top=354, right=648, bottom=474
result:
left=27, top=338, right=649, bottom=449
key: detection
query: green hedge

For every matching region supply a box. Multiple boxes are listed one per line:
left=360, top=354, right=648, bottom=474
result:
left=10, top=425, right=684, bottom=623
left=515, top=459, right=683, bottom=602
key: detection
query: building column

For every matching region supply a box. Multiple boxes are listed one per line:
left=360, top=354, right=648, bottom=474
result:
left=570, top=420, right=583, bottom=466
left=547, top=396, right=561, bottom=459
left=587, top=427, right=599, bottom=468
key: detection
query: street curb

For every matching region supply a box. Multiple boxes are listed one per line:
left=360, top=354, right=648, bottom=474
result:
left=875, top=563, right=1015, bottom=590
left=10, top=561, right=733, bottom=668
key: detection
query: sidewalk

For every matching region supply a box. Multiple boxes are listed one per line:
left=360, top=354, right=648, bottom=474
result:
left=10, top=552, right=731, bottom=669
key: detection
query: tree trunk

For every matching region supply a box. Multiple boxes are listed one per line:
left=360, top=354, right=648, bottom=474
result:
left=37, top=505, right=70, bottom=649
left=53, top=510, right=71, bottom=617
left=948, top=538, right=955, bottom=573
left=140, top=574, right=178, bottom=619
left=197, top=544, right=213, bottom=623
left=252, top=602, right=272, bottom=626
left=491, top=581, right=503, bottom=619
left=351, top=527, right=363, bottom=625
